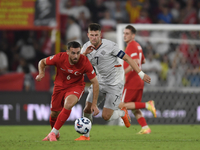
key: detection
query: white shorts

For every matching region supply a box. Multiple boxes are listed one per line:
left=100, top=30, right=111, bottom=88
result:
left=86, top=82, right=124, bottom=110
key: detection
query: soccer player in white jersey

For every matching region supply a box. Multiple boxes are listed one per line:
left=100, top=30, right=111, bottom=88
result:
left=75, top=23, right=151, bottom=141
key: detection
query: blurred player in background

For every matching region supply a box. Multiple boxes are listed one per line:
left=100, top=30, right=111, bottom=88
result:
left=75, top=23, right=152, bottom=141
left=121, top=25, right=156, bottom=134
left=36, top=41, right=99, bottom=141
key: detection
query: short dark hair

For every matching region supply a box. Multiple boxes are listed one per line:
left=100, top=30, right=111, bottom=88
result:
left=67, top=41, right=81, bottom=50
left=125, top=25, right=136, bottom=34
left=88, top=23, right=101, bottom=31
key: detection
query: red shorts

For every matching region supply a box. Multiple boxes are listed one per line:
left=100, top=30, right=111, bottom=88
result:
left=51, top=85, right=85, bottom=111
left=121, top=88, right=143, bottom=103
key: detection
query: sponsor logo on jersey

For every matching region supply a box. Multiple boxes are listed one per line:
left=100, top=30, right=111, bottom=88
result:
left=50, top=55, right=55, bottom=60
left=74, top=91, right=79, bottom=94
left=68, top=69, right=73, bottom=73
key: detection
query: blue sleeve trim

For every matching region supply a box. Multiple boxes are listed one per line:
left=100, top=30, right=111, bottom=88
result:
left=117, top=50, right=125, bottom=59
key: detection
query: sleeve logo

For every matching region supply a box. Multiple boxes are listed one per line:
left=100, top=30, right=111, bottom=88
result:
left=138, top=46, right=142, bottom=50
left=50, top=55, right=55, bottom=60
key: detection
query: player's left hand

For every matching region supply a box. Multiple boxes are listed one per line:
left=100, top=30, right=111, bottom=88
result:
left=91, top=104, right=99, bottom=116
left=143, top=74, right=151, bottom=84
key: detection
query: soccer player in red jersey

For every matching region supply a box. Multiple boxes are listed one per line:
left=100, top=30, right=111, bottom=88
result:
left=36, top=41, right=99, bottom=141
left=120, top=25, right=156, bottom=134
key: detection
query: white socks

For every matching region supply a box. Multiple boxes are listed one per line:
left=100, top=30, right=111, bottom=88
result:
left=108, top=109, right=125, bottom=121
left=83, top=113, right=93, bottom=137
left=84, top=113, right=93, bottom=123
left=142, top=125, right=149, bottom=129
left=51, top=127, right=59, bottom=135
left=145, top=103, right=149, bottom=108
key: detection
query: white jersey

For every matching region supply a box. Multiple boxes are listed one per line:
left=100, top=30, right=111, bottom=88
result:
left=81, top=39, right=124, bottom=85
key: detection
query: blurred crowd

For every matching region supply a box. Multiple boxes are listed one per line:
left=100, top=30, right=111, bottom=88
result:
left=59, top=0, right=200, bottom=44
left=0, top=0, right=200, bottom=91
left=137, top=32, right=200, bottom=88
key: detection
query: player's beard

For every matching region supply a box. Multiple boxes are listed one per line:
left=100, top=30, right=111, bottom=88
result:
left=70, top=58, right=78, bottom=64
left=91, top=38, right=101, bottom=47
left=91, top=40, right=97, bottom=47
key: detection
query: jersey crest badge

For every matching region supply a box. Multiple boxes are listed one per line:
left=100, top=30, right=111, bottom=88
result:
left=74, top=71, right=81, bottom=76
left=101, top=50, right=106, bottom=55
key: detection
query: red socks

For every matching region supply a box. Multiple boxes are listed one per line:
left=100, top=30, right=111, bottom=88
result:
left=54, top=108, right=71, bottom=130
left=134, top=102, right=146, bottom=109
left=137, top=117, right=147, bottom=127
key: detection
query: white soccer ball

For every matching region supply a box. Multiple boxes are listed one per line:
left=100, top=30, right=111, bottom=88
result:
left=74, top=117, right=92, bottom=134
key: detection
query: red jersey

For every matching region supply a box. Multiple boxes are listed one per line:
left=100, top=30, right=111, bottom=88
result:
left=46, top=52, right=96, bottom=91
left=124, top=41, right=145, bottom=89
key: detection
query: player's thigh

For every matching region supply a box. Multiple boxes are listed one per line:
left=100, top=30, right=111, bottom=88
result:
left=103, top=92, right=121, bottom=111
left=122, top=89, right=143, bottom=103
left=50, top=110, right=61, bottom=118
left=64, top=86, right=84, bottom=109
left=51, top=90, right=66, bottom=111
left=64, top=95, right=79, bottom=110
left=64, top=85, right=85, bottom=101
left=103, top=83, right=123, bottom=110
left=86, top=84, right=105, bottom=105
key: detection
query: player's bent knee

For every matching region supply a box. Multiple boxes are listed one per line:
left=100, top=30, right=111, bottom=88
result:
left=64, top=102, right=75, bottom=110
left=102, top=115, right=110, bottom=121
left=132, top=109, right=143, bottom=117
left=102, top=108, right=113, bottom=121
left=64, top=95, right=79, bottom=110
left=102, top=113, right=112, bottom=121
left=51, top=111, right=60, bottom=118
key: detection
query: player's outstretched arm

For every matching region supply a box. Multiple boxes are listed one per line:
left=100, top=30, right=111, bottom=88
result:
left=35, top=58, right=47, bottom=82
left=122, top=54, right=151, bottom=84
left=89, top=76, right=99, bottom=116
left=124, top=59, right=140, bottom=74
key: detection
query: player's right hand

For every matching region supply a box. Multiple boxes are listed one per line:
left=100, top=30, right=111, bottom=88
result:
left=85, top=45, right=95, bottom=54
left=35, top=74, right=44, bottom=82
left=91, top=104, right=99, bottom=116
left=143, top=74, right=151, bottom=84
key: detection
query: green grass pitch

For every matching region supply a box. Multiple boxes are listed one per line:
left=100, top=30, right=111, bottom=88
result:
left=1, top=125, right=200, bottom=150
